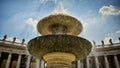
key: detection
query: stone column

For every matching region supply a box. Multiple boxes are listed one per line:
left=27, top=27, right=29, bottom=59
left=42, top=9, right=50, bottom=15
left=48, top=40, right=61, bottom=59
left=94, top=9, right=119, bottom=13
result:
left=80, top=60, right=84, bottom=68
left=95, top=56, right=99, bottom=68
left=0, top=52, right=1, bottom=59
left=114, top=55, right=120, bottom=68
left=86, top=57, right=90, bottom=68
left=77, top=60, right=81, bottom=68
left=16, top=54, right=22, bottom=68
left=36, top=59, right=40, bottom=68
left=104, top=55, right=109, bottom=68
left=26, top=55, right=31, bottom=68
left=41, top=60, right=44, bottom=68
left=5, top=53, right=12, bottom=68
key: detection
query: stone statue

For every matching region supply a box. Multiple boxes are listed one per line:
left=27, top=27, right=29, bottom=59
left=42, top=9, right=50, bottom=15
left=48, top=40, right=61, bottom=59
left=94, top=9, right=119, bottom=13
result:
left=101, top=40, right=104, bottom=46
left=109, top=38, right=113, bottom=45
left=22, top=39, right=25, bottom=44
left=3, top=35, right=7, bottom=41
left=13, top=37, right=16, bottom=43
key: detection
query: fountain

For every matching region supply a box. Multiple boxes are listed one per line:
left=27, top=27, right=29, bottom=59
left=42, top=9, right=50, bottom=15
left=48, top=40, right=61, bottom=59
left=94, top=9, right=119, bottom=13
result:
left=27, top=2, right=92, bottom=68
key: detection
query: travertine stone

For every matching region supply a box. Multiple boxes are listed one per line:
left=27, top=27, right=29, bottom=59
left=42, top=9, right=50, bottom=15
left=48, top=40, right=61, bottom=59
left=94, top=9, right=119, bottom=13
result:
left=5, top=53, right=12, bottom=68
left=27, top=35, right=92, bottom=60
left=95, top=56, right=99, bottom=68
left=77, top=60, right=81, bottom=68
left=36, top=59, right=40, bottom=68
left=26, top=55, right=31, bottom=68
left=86, top=57, right=90, bottom=68
left=37, top=14, right=83, bottom=35
left=16, top=54, right=22, bottom=68
left=114, top=55, right=120, bottom=68
left=43, top=52, right=75, bottom=68
left=104, top=55, right=109, bottom=68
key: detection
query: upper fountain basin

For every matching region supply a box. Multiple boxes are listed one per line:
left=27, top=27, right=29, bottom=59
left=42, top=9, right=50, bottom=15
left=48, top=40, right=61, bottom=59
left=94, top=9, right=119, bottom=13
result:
left=37, top=14, right=83, bottom=35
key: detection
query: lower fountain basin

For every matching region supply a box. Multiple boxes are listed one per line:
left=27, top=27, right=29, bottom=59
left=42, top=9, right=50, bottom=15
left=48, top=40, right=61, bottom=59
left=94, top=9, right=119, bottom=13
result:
left=27, top=35, right=92, bottom=60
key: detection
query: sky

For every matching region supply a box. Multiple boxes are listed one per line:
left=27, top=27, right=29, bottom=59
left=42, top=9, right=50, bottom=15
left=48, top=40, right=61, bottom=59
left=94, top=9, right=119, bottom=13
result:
left=0, top=0, right=120, bottom=45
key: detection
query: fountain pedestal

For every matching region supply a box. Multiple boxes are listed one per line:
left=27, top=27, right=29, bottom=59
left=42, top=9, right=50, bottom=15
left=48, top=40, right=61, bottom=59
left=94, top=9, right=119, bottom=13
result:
left=43, top=52, right=75, bottom=68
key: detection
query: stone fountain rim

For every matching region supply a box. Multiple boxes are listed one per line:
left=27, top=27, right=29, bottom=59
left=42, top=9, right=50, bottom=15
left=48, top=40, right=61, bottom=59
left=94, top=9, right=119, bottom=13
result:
left=37, top=14, right=83, bottom=35
left=27, top=35, right=92, bottom=60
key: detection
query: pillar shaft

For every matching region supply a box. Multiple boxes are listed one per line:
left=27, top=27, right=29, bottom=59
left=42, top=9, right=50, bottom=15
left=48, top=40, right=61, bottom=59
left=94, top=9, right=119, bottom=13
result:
left=77, top=60, right=81, bottom=68
left=36, top=59, right=40, bottom=68
left=86, top=57, right=90, bottom=68
left=95, top=56, right=99, bottom=68
left=114, top=55, right=120, bottom=68
left=41, top=60, right=45, bottom=68
left=0, top=52, right=1, bottom=59
left=80, top=60, right=84, bottom=68
left=5, top=53, right=12, bottom=68
left=104, top=56, right=109, bottom=68
left=26, top=55, right=31, bottom=68
left=16, top=54, right=22, bottom=68
left=77, top=60, right=84, bottom=68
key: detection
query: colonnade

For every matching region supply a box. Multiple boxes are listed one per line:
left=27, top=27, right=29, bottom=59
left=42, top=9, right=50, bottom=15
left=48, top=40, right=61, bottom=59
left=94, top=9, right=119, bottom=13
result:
left=0, top=52, right=119, bottom=68
left=0, top=52, right=45, bottom=68
left=77, top=55, right=120, bottom=68
left=0, top=52, right=120, bottom=68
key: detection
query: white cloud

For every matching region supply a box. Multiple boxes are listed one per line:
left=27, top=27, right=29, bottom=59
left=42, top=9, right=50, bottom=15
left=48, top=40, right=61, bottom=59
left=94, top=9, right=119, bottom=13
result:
left=103, top=37, right=112, bottom=44
left=107, top=30, right=120, bottom=37
left=106, top=30, right=120, bottom=43
left=116, top=30, right=120, bottom=34
left=78, top=16, right=101, bottom=38
left=99, top=5, right=120, bottom=16
left=26, top=18, right=38, bottom=32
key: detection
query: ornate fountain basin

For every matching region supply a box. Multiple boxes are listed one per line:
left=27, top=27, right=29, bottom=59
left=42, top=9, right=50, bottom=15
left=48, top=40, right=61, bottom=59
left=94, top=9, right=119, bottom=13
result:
left=27, top=35, right=92, bottom=60
left=37, top=14, right=83, bottom=35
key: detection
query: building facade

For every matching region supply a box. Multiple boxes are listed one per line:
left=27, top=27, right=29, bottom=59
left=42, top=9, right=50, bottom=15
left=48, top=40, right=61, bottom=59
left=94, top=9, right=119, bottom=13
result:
left=0, top=35, right=120, bottom=68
